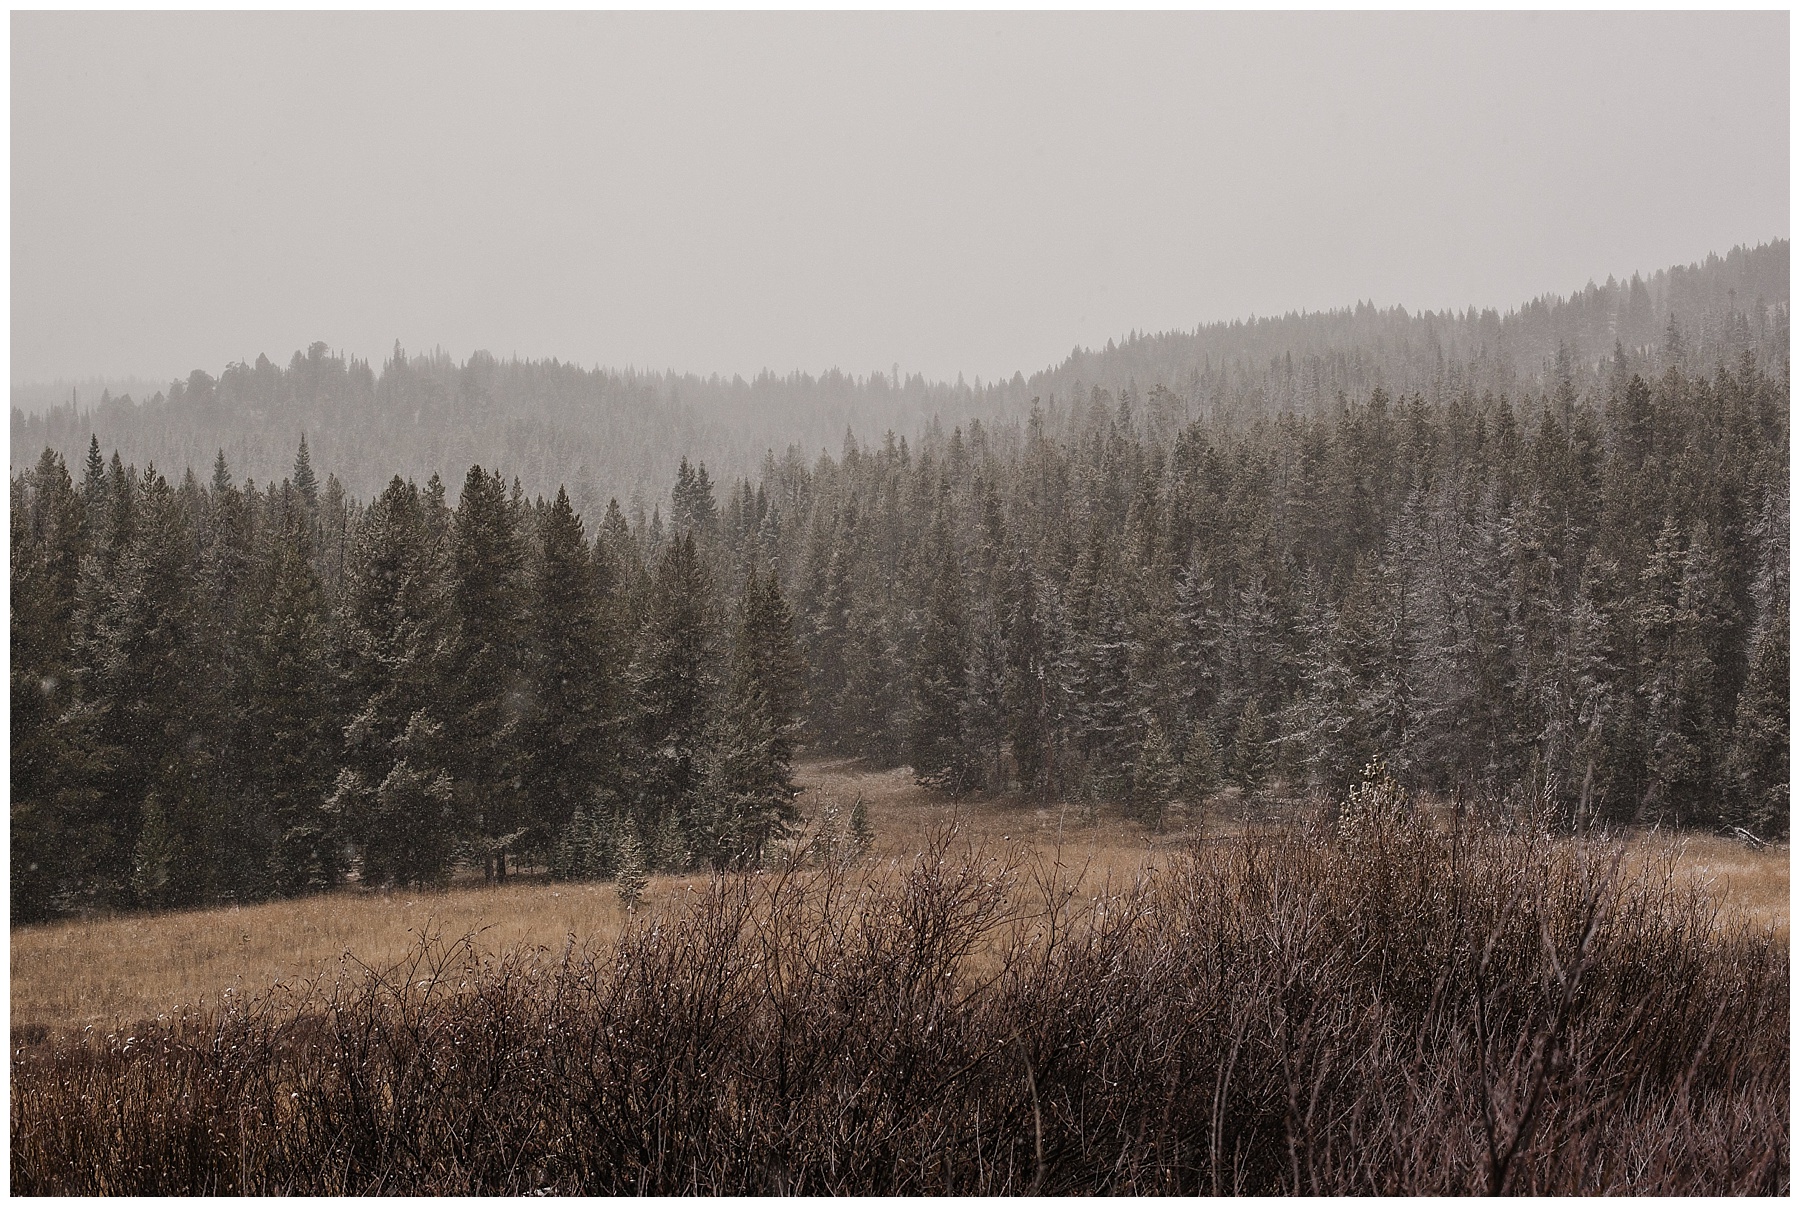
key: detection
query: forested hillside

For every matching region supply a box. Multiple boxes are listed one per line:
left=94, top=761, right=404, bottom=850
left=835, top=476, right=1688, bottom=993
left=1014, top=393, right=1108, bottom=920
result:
left=765, top=354, right=1787, bottom=834
left=12, top=336, right=1787, bottom=921
left=1038, top=240, right=1788, bottom=419
left=12, top=241, right=1785, bottom=512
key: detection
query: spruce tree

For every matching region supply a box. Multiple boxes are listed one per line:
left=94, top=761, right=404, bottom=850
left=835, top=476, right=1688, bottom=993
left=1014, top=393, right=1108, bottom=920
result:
left=241, top=488, right=340, bottom=896
left=445, top=466, right=528, bottom=878
left=83, top=467, right=212, bottom=908
left=11, top=451, right=86, bottom=920
left=1067, top=540, right=1134, bottom=797
left=192, top=456, right=257, bottom=898
left=1230, top=697, right=1271, bottom=791
left=1181, top=719, right=1223, bottom=802
left=292, top=433, right=320, bottom=518
left=1726, top=485, right=1789, bottom=835
left=615, top=830, right=649, bottom=910
left=909, top=530, right=972, bottom=791
left=849, top=795, right=875, bottom=857
left=1131, top=716, right=1180, bottom=829
left=840, top=595, right=902, bottom=763
left=1640, top=522, right=1735, bottom=825
left=702, top=565, right=803, bottom=868
left=330, top=477, right=455, bottom=888
left=631, top=531, right=717, bottom=867
left=1002, top=550, right=1050, bottom=794
left=525, top=487, right=623, bottom=861
left=1727, top=578, right=1789, bottom=835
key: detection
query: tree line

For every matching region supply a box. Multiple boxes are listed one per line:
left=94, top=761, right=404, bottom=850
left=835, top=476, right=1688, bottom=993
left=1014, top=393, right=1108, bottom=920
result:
left=11, top=348, right=1789, bottom=922
left=12, top=444, right=803, bottom=922
left=754, top=350, right=1787, bottom=836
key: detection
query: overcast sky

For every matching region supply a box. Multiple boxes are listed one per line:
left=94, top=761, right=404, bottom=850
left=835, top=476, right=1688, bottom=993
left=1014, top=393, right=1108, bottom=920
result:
left=11, top=11, right=1789, bottom=388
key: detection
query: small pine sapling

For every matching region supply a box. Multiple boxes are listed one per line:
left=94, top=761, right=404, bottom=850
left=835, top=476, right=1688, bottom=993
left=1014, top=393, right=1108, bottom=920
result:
left=1182, top=720, right=1222, bottom=802
left=849, top=795, right=874, bottom=858
left=1132, top=718, right=1180, bottom=831
left=614, top=830, right=649, bottom=911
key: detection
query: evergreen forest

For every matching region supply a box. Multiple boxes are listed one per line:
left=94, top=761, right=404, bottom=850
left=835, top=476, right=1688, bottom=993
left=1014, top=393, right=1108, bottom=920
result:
left=11, top=334, right=1788, bottom=921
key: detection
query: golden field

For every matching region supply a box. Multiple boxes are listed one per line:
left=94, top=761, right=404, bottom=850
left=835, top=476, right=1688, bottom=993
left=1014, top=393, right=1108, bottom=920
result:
left=10, top=759, right=1787, bottom=1035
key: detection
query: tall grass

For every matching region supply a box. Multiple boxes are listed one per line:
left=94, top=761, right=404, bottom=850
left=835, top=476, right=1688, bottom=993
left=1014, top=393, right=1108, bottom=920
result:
left=12, top=796, right=1787, bottom=1194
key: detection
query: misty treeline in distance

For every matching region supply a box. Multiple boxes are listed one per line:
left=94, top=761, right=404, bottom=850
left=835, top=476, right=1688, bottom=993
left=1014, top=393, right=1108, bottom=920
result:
left=11, top=326, right=1788, bottom=921
left=11, top=241, right=1785, bottom=511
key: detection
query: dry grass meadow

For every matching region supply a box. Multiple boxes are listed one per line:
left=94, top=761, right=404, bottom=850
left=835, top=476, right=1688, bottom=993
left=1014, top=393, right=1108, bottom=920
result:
left=10, top=758, right=1788, bottom=1037
left=7, top=761, right=1172, bottom=1034
left=12, top=760, right=1790, bottom=1194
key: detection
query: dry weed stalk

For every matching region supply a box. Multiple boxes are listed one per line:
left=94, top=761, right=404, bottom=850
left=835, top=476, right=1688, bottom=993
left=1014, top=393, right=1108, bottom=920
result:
left=11, top=805, right=1787, bottom=1195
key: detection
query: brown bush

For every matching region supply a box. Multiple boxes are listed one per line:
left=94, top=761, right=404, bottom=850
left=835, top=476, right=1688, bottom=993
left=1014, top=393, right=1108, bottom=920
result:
left=11, top=804, right=1787, bottom=1194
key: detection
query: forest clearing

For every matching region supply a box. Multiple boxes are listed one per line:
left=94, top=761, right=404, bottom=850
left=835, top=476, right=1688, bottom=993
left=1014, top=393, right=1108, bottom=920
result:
left=11, top=758, right=1786, bottom=1037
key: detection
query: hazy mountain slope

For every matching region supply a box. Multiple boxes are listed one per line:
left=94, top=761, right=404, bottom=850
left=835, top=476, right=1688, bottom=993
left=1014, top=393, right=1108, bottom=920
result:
left=12, top=240, right=1785, bottom=511
left=1028, top=240, right=1788, bottom=424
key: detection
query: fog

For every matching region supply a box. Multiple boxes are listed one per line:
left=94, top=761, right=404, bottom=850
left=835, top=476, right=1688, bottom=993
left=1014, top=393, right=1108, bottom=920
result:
left=13, top=11, right=1787, bottom=389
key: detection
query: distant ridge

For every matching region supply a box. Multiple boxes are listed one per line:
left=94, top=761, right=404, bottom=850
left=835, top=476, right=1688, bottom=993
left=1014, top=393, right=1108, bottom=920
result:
left=11, top=240, right=1786, bottom=509
left=1031, top=239, right=1788, bottom=423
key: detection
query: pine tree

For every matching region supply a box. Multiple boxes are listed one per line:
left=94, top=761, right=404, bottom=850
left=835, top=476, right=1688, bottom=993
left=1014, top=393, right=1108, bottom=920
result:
left=1181, top=719, right=1223, bottom=802
left=840, top=595, right=902, bottom=763
left=597, top=497, right=649, bottom=636
left=525, top=487, right=623, bottom=861
left=1727, top=578, right=1788, bottom=835
left=909, top=530, right=972, bottom=791
left=806, top=505, right=856, bottom=744
left=1131, top=716, right=1180, bottom=829
left=130, top=794, right=177, bottom=909
left=550, top=803, right=617, bottom=882
left=1288, top=566, right=1394, bottom=797
left=615, top=829, right=649, bottom=910
left=849, top=795, right=875, bottom=857
left=292, top=433, right=320, bottom=517
left=1068, top=544, right=1134, bottom=797
left=631, top=531, right=717, bottom=866
left=1726, top=485, right=1788, bottom=835
left=960, top=605, right=1007, bottom=792
left=241, top=487, right=340, bottom=896
left=1637, top=519, right=1736, bottom=825
left=1230, top=696, right=1271, bottom=791
left=11, top=451, right=87, bottom=920
left=1170, top=555, right=1224, bottom=746
left=1453, top=499, right=1527, bottom=795
left=700, top=565, right=802, bottom=869
left=190, top=458, right=257, bottom=899
left=330, top=477, right=455, bottom=889
left=670, top=456, right=719, bottom=537
left=445, top=466, right=528, bottom=879
left=1002, top=550, right=1050, bottom=794
left=83, top=466, right=212, bottom=907
left=317, top=472, right=352, bottom=599
left=1560, top=584, right=1618, bottom=827
left=362, top=717, right=458, bottom=889
left=81, top=435, right=106, bottom=522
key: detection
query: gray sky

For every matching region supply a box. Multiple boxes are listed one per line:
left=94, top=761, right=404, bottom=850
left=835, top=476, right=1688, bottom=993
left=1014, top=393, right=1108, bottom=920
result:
left=12, top=11, right=1789, bottom=388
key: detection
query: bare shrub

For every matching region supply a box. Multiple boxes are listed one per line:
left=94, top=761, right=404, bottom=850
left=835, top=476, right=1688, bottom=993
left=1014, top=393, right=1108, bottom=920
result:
left=12, top=805, right=1786, bottom=1194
